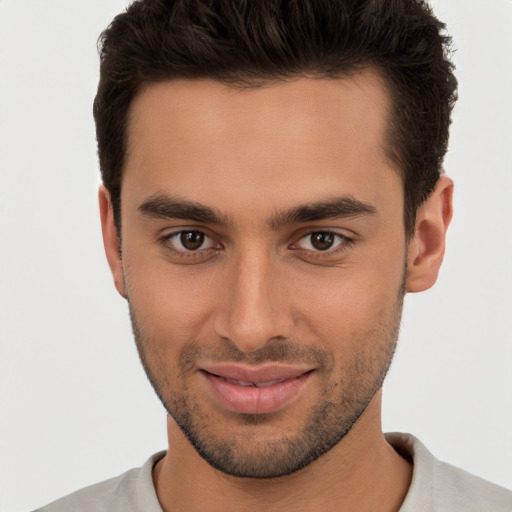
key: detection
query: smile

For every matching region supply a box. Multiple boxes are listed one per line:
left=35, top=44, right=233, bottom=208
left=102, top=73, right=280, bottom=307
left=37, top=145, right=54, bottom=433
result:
left=199, top=364, right=314, bottom=415
left=221, top=377, right=288, bottom=388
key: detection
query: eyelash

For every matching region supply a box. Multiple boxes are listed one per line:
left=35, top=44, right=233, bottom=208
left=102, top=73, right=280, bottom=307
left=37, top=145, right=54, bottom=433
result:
left=290, top=231, right=354, bottom=258
left=160, top=230, right=221, bottom=260
left=159, top=229, right=354, bottom=260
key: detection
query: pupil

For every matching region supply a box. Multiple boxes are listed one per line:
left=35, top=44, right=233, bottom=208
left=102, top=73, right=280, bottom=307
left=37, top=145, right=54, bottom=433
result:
left=311, top=232, right=334, bottom=251
left=180, top=231, right=204, bottom=250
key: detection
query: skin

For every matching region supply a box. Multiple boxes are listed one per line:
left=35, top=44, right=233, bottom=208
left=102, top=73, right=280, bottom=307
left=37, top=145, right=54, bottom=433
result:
left=100, top=71, right=453, bottom=512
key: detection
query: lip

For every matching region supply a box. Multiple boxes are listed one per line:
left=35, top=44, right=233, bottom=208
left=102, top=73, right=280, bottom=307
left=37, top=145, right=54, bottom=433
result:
left=199, top=363, right=314, bottom=414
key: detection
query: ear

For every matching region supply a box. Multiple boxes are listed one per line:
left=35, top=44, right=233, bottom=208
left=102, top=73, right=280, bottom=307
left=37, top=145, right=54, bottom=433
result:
left=98, top=185, right=127, bottom=299
left=406, top=176, right=454, bottom=293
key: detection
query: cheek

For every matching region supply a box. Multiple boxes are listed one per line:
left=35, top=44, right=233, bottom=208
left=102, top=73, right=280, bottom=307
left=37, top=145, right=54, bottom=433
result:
left=123, top=253, right=220, bottom=341
left=290, top=259, right=404, bottom=347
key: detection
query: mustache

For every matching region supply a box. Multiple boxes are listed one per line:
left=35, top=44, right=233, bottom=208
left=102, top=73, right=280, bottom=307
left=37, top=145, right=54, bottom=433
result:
left=128, top=303, right=334, bottom=376
left=178, top=338, right=334, bottom=375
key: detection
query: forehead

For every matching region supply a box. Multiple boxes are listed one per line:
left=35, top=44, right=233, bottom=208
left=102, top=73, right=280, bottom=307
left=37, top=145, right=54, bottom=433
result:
left=123, top=72, right=400, bottom=219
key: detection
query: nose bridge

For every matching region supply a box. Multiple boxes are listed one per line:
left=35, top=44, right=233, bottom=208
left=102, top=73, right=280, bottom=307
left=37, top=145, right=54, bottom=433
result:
left=214, top=243, right=291, bottom=352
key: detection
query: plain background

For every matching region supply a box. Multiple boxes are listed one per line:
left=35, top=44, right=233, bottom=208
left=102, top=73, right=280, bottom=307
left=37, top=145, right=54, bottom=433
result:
left=0, top=1, right=511, bottom=510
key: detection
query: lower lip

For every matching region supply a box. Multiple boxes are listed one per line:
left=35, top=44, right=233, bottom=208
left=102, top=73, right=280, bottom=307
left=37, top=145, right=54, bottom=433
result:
left=201, top=371, right=312, bottom=414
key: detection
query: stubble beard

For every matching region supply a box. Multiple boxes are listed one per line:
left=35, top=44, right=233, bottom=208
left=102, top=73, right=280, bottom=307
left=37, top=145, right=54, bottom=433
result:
left=128, top=282, right=404, bottom=479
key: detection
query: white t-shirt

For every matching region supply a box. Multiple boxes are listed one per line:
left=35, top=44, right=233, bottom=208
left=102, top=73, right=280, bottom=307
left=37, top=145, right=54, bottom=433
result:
left=34, top=433, right=512, bottom=511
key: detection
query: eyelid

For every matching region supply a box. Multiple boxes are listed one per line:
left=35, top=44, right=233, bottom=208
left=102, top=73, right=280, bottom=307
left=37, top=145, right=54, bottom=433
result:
left=160, top=228, right=221, bottom=254
left=290, top=229, right=354, bottom=254
left=157, top=227, right=354, bottom=260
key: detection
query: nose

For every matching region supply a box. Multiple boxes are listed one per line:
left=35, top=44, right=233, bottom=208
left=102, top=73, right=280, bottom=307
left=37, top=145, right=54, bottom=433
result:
left=213, top=248, right=293, bottom=353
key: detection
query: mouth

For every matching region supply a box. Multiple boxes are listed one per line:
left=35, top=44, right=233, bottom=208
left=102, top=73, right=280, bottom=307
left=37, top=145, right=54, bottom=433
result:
left=216, top=376, right=291, bottom=388
left=199, top=364, right=314, bottom=415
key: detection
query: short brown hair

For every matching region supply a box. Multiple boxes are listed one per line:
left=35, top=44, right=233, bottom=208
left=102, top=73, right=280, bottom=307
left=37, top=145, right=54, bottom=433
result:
left=93, top=0, right=457, bottom=237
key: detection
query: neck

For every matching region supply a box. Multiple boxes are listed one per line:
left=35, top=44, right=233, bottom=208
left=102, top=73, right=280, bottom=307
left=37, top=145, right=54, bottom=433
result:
left=153, top=391, right=412, bottom=512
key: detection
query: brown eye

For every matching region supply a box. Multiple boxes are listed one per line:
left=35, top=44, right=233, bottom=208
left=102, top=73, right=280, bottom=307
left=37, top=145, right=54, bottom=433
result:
left=310, top=232, right=335, bottom=251
left=180, top=231, right=204, bottom=250
left=294, top=231, right=345, bottom=252
left=165, top=230, right=217, bottom=252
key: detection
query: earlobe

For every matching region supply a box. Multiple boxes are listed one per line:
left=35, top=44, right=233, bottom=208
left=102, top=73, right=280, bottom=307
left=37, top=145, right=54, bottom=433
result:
left=405, top=176, right=454, bottom=293
left=98, top=185, right=127, bottom=299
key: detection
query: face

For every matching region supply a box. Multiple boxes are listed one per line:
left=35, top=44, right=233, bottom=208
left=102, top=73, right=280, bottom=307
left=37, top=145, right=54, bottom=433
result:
left=115, top=73, right=409, bottom=478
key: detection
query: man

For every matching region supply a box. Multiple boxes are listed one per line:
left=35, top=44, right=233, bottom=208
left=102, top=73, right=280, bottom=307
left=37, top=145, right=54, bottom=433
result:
left=35, top=0, right=512, bottom=510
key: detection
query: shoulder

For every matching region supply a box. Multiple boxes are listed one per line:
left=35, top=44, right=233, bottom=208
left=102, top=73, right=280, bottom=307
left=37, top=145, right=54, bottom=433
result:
left=429, top=455, right=512, bottom=511
left=386, top=433, right=512, bottom=512
left=33, top=452, right=165, bottom=512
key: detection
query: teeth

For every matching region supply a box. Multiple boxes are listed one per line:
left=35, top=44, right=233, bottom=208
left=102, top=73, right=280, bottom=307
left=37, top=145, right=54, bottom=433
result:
left=226, top=379, right=255, bottom=387
left=255, top=379, right=284, bottom=387
left=223, top=377, right=285, bottom=387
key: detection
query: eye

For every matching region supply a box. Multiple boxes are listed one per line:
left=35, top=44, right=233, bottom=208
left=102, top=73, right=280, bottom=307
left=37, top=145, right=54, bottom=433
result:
left=165, top=230, right=218, bottom=252
left=294, top=231, right=346, bottom=252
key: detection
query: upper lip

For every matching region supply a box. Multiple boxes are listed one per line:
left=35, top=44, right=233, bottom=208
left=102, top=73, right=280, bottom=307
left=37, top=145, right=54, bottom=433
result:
left=199, top=363, right=314, bottom=384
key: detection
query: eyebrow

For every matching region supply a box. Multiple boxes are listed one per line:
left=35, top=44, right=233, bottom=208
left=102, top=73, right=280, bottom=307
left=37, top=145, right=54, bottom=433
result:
left=138, top=193, right=377, bottom=228
left=268, top=196, right=377, bottom=229
left=138, top=194, right=229, bottom=225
